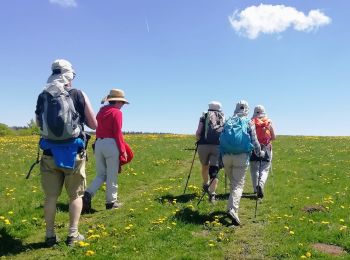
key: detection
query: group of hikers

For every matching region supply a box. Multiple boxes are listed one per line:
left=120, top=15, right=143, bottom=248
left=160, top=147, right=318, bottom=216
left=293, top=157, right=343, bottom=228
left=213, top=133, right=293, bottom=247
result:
left=195, top=100, right=275, bottom=225
left=34, top=58, right=275, bottom=247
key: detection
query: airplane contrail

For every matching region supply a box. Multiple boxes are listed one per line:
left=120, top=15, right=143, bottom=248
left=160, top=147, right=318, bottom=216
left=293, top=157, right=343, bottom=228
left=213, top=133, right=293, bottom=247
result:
left=145, top=17, right=150, bottom=33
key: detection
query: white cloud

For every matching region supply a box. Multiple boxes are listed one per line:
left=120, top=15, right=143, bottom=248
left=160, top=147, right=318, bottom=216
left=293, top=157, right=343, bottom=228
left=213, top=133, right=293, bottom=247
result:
left=228, top=4, right=331, bottom=39
left=49, top=0, right=77, bottom=8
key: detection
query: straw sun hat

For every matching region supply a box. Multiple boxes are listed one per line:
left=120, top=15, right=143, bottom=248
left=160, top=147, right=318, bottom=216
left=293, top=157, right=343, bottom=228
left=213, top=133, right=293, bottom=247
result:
left=102, top=89, right=129, bottom=104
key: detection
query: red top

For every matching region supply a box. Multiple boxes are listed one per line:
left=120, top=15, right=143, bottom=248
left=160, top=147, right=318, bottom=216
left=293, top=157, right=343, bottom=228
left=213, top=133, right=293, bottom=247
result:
left=96, top=105, right=125, bottom=153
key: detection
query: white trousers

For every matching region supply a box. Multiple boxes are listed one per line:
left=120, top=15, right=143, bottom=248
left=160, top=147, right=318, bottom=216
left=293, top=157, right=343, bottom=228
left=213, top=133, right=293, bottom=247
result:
left=250, top=151, right=272, bottom=192
left=87, top=138, right=120, bottom=204
left=223, top=153, right=250, bottom=212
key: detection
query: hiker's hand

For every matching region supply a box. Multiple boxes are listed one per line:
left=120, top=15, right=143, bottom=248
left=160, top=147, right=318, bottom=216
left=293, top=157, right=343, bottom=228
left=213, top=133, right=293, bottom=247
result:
left=122, top=151, right=128, bottom=161
left=259, top=151, right=265, bottom=158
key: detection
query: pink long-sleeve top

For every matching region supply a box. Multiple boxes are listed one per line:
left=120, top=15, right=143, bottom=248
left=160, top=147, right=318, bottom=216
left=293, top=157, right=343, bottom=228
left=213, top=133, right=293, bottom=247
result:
left=95, top=105, right=125, bottom=153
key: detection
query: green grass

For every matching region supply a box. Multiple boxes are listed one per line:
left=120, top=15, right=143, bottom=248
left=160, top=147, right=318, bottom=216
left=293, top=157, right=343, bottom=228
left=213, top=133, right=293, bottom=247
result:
left=0, top=134, right=349, bottom=259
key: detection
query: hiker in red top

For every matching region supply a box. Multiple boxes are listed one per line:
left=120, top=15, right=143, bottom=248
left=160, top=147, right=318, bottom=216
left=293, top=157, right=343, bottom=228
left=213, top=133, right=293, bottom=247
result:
left=249, top=105, right=276, bottom=199
left=83, top=89, right=129, bottom=212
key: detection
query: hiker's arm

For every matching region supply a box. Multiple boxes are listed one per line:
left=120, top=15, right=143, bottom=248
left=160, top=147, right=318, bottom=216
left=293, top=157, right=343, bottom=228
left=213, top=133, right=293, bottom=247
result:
left=270, top=122, right=276, bottom=141
left=195, top=121, right=203, bottom=141
left=249, top=122, right=262, bottom=156
left=113, top=110, right=126, bottom=156
left=34, top=94, right=42, bottom=127
left=81, top=92, right=97, bottom=130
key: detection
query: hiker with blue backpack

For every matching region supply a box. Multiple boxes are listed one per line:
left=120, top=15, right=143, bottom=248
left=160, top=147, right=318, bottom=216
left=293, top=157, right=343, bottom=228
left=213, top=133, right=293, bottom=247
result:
left=220, top=100, right=264, bottom=225
left=250, top=105, right=276, bottom=199
left=35, top=59, right=97, bottom=246
left=195, top=101, right=225, bottom=203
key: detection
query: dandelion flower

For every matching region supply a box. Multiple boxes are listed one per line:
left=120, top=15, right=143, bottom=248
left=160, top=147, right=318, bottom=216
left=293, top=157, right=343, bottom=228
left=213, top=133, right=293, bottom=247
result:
left=289, top=231, right=295, bottom=235
left=339, top=226, right=347, bottom=231
left=85, top=250, right=95, bottom=256
left=305, top=252, right=311, bottom=257
left=78, top=241, right=90, bottom=247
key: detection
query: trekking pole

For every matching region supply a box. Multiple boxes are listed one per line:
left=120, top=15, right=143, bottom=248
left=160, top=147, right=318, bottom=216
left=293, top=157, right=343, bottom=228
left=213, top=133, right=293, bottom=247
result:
left=254, top=159, right=262, bottom=218
left=26, top=142, right=41, bottom=179
left=197, top=176, right=216, bottom=206
left=183, top=143, right=198, bottom=194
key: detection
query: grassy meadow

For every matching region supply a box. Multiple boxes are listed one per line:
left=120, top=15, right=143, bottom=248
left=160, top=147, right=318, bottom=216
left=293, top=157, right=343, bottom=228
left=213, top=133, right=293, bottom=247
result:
left=0, top=134, right=349, bottom=259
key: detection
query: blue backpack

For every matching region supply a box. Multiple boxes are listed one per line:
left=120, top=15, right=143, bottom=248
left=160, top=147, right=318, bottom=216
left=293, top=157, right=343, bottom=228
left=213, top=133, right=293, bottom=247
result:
left=219, top=116, right=253, bottom=155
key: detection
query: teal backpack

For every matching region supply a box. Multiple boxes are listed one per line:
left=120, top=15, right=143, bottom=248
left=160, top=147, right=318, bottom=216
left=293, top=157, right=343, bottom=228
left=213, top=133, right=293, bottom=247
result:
left=219, top=116, right=253, bottom=155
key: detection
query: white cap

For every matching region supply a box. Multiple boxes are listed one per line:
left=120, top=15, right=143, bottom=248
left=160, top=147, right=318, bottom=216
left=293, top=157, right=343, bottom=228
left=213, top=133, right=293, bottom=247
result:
left=234, top=100, right=249, bottom=117
left=47, top=59, right=75, bottom=84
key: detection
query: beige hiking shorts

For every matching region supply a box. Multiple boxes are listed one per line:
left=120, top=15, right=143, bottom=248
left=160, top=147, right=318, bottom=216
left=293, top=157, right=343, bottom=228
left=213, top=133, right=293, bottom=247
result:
left=197, top=144, right=220, bottom=166
left=40, top=154, right=86, bottom=200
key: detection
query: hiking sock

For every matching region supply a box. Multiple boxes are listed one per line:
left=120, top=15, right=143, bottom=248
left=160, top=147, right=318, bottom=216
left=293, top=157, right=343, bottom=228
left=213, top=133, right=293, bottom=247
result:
left=46, top=228, right=56, bottom=239
left=68, top=227, right=79, bottom=237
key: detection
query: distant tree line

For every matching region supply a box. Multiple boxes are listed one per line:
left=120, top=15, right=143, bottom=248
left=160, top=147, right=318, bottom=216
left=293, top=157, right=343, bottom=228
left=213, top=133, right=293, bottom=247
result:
left=0, top=120, right=172, bottom=137
left=0, top=119, right=39, bottom=136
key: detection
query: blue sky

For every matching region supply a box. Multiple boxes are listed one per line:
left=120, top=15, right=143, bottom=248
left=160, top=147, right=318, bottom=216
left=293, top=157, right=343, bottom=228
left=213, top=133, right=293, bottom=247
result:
left=0, top=0, right=349, bottom=136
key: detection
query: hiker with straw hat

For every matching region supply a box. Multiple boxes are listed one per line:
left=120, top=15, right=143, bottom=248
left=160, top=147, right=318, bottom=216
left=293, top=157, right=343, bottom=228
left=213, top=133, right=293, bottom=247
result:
left=83, top=89, right=129, bottom=211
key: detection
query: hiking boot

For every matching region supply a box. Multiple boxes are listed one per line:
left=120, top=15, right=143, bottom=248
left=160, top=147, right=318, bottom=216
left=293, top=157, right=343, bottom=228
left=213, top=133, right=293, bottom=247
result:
left=106, top=201, right=122, bottom=210
left=208, top=193, right=217, bottom=203
left=227, top=210, right=241, bottom=226
left=66, top=233, right=85, bottom=246
left=45, top=235, right=59, bottom=247
left=256, top=185, right=264, bottom=199
left=202, top=183, right=209, bottom=194
left=82, top=191, right=92, bottom=213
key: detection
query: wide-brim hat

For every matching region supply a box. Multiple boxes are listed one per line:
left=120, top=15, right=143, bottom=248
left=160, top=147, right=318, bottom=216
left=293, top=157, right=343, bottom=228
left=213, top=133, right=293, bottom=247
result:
left=103, top=89, right=129, bottom=104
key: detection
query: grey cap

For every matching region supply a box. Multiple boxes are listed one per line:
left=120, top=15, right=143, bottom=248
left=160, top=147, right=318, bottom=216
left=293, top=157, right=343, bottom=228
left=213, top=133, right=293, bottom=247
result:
left=208, top=101, right=222, bottom=111
left=253, top=105, right=266, bottom=118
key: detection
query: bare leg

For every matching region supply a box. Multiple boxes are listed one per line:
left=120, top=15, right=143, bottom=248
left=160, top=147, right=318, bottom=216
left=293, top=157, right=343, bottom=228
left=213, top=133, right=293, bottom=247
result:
left=68, top=197, right=82, bottom=236
left=201, top=165, right=209, bottom=185
left=44, top=195, right=58, bottom=238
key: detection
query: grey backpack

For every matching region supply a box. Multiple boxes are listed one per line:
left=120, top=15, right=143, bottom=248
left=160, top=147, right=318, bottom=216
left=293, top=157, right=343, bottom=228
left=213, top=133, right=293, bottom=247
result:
left=204, top=110, right=225, bottom=145
left=39, top=81, right=81, bottom=141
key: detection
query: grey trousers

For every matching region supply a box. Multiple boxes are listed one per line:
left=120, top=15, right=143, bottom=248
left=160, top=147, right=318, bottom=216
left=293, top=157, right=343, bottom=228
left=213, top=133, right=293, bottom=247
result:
left=86, top=138, right=120, bottom=204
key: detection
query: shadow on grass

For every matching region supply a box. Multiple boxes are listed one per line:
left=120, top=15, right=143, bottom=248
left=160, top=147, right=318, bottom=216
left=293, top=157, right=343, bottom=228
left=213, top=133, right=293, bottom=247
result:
left=0, top=228, right=47, bottom=257
left=174, top=208, right=233, bottom=227
left=157, top=193, right=198, bottom=204
left=241, top=192, right=258, bottom=200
